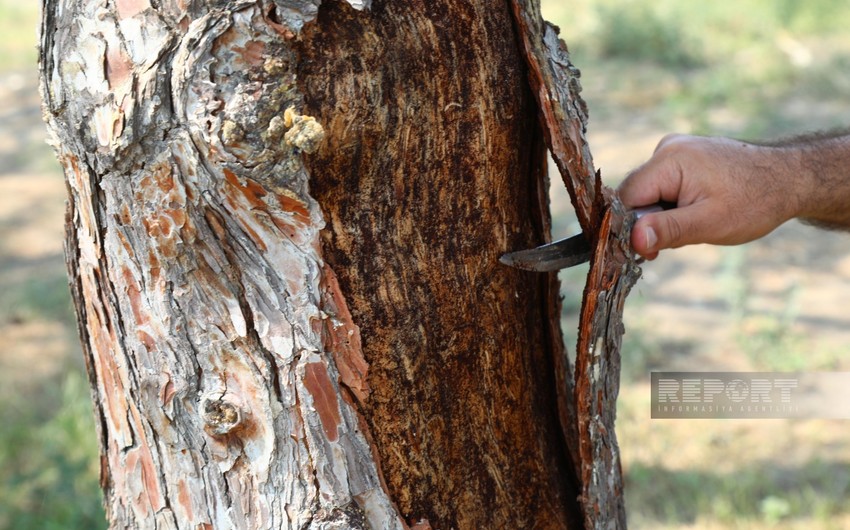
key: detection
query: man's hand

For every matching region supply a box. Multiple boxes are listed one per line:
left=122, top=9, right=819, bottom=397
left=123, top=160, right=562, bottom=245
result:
left=617, top=133, right=850, bottom=259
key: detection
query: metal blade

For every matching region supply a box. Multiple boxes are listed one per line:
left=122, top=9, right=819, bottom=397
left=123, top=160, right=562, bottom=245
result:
left=499, top=233, right=591, bottom=272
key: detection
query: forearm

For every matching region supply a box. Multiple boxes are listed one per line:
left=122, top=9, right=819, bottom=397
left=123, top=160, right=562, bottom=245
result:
left=785, top=133, right=850, bottom=229
left=617, top=132, right=850, bottom=259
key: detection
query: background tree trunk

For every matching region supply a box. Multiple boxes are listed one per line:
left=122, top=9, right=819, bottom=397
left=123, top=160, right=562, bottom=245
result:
left=40, top=0, right=632, bottom=528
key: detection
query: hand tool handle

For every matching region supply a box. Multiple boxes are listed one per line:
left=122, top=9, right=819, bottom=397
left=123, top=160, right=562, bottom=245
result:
left=632, top=201, right=676, bottom=219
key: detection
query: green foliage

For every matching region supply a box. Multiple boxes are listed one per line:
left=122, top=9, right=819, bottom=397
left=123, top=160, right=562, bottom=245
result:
left=0, top=370, right=105, bottom=530
left=543, top=0, right=850, bottom=139
left=625, top=459, right=850, bottom=527
left=592, top=4, right=703, bottom=68
left=774, top=0, right=850, bottom=33
left=0, top=2, right=39, bottom=71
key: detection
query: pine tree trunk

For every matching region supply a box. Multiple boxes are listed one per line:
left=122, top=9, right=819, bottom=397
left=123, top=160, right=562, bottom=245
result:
left=40, top=1, right=636, bottom=528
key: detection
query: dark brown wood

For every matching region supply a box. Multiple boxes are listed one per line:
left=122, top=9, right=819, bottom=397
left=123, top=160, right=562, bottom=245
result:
left=295, top=2, right=581, bottom=527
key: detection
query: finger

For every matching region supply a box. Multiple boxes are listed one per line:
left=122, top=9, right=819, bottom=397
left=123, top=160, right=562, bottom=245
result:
left=632, top=202, right=716, bottom=255
left=632, top=220, right=660, bottom=260
left=630, top=220, right=658, bottom=258
left=617, top=155, right=682, bottom=209
left=617, top=162, right=660, bottom=208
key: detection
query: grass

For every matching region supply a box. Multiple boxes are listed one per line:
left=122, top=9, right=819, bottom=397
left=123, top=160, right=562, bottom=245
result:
left=544, top=0, right=850, bottom=138
left=625, top=458, right=850, bottom=528
left=0, top=369, right=105, bottom=530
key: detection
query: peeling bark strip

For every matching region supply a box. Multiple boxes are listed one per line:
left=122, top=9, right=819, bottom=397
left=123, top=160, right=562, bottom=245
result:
left=511, top=2, right=639, bottom=529
left=42, top=1, right=402, bottom=528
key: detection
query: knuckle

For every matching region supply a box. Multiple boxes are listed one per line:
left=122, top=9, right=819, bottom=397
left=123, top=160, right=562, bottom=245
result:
left=656, top=133, right=689, bottom=152
left=657, top=133, right=681, bottom=149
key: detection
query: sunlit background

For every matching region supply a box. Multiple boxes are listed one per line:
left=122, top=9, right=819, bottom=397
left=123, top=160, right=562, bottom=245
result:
left=2, top=1, right=850, bottom=528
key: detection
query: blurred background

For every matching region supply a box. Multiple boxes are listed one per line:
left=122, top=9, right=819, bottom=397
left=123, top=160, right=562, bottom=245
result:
left=2, top=1, right=850, bottom=528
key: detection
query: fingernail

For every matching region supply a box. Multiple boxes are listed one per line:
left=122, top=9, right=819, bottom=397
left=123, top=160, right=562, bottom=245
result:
left=644, top=226, right=657, bottom=251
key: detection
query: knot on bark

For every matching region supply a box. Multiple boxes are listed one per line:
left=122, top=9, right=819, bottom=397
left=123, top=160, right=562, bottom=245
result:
left=200, top=395, right=242, bottom=436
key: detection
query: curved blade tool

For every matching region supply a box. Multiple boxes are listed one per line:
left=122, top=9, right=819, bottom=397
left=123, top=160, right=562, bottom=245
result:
left=499, top=233, right=591, bottom=272
left=500, top=203, right=671, bottom=272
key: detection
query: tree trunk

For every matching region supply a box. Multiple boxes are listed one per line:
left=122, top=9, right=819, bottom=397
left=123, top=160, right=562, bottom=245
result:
left=40, top=1, right=636, bottom=529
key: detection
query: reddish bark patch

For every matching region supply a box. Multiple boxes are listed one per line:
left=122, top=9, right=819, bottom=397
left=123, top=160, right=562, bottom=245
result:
left=82, top=281, right=131, bottom=444
left=105, top=45, right=132, bottom=90
left=122, top=266, right=147, bottom=325
left=236, top=40, right=266, bottom=68
left=125, top=441, right=163, bottom=514
left=115, top=0, right=150, bottom=20
left=204, top=208, right=228, bottom=240
left=166, top=207, right=187, bottom=230
left=269, top=216, right=300, bottom=241
left=140, top=452, right=161, bottom=511
left=147, top=250, right=161, bottom=282
left=115, top=230, right=135, bottom=258
left=119, top=204, right=132, bottom=224
left=137, top=330, right=155, bottom=350
left=224, top=169, right=267, bottom=210
left=213, top=24, right=239, bottom=51
left=222, top=197, right=268, bottom=251
left=160, top=378, right=176, bottom=407
left=142, top=214, right=172, bottom=239
left=176, top=479, right=194, bottom=521
left=277, top=192, right=310, bottom=222
left=319, top=264, right=370, bottom=402
left=302, top=362, right=342, bottom=442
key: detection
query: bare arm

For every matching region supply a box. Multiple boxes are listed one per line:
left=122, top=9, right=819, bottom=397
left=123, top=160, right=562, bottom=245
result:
left=617, top=133, right=850, bottom=259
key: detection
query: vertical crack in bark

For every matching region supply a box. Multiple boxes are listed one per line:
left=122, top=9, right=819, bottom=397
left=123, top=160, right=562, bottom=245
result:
left=63, top=180, right=113, bottom=497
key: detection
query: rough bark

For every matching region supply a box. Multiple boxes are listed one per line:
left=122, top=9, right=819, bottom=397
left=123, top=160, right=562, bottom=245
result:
left=41, top=0, right=635, bottom=529
left=511, top=3, right=638, bottom=528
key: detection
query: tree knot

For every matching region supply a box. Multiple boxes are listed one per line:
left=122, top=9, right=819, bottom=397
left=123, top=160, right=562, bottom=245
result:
left=200, top=395, right=243, bottom=436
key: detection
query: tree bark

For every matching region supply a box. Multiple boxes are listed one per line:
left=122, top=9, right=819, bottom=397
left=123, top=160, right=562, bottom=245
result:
left=41, top=0, right=635, bottom=529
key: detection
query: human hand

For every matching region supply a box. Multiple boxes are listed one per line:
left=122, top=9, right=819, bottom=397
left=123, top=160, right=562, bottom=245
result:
left=617, top=134, right=799, bottom=259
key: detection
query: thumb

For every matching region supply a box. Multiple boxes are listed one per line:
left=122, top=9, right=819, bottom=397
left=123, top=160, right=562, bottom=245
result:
left=631, top=203, right=715, bottom=257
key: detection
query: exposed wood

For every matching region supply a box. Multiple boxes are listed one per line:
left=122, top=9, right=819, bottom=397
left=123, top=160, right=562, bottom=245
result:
left=294, top=2, right=581, bottom=527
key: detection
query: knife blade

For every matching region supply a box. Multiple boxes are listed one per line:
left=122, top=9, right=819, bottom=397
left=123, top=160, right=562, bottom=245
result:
left=499, top=233, right=591, bottom=272
left=499, top=203, right=672, bottom=272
